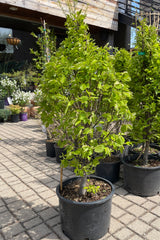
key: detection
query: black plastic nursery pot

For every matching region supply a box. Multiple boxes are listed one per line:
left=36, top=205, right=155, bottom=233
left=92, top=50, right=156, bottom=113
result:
left=54, top=144, right=66, bottom=163
left=123, top=156, right=160, bottom=197
left=96, top=160, right=121, bottom=183
left=56, top=176, right=114, bottom=240
left=46, top=141, right=56, bottom=157
left=10, top=114, right=19, bottom=123
left=0, top=117, right=4, bottom=122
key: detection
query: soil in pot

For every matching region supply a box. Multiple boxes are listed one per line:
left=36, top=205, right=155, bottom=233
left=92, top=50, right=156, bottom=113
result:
left=128, top=143, right=160, bottom=156
left=61, top=177, right=112, bottom=202
left=96, top=156, right=121, bottom=183
left=126, top=144, right=160, bottom=167
left=56, top=176, right=114, bottom=240
left=46, top=140, right=56, bottom=157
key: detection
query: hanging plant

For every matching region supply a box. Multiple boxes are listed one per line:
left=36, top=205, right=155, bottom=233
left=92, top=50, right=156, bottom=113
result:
left=6, top=37, right=21, bottom=46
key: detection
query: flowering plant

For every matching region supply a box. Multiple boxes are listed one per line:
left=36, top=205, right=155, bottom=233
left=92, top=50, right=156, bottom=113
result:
left=12, top=90, right=32, bottom=108
left=33, top=88, right=42, bottom=106
left=0, top=76, right=18, bottom=97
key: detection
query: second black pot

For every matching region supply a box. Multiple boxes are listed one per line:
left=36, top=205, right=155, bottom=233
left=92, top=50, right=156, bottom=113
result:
left=123, top=155, right=160, bottom=196
left=46, top=141, right=56, bottom=157
left=56, top=176, right=114, bottom=240
left=54, top=144, right=66, bottom=163
left=96, top=160, right=121, bottom=183
left=11, top=114, right=19, bottom=123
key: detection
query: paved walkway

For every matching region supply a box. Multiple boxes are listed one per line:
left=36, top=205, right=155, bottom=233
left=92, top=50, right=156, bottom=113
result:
left=0, top=119, right=159, bottom=240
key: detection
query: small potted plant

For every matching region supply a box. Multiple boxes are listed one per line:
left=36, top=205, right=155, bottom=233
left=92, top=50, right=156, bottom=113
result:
left=7, top=104, right=21, bottom=122
left=96, top=48, right=132, bottom=183
left=40, top=8, right=133, bottom=240
left=43, top=120, right=67, bottom=162
left=0, top=76, right=18, bottom=107
left=123, top=20, right=160, bottom=196
left=0, top=76, right=18, bottom=97
left=12, top=90, right=32, bottom=121
left=45, top=123, right=66, bottom=161
left=45, top=126, right=56, bottom=158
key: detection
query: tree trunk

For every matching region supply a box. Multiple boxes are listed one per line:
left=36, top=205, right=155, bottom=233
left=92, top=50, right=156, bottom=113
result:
left=143, top=140, right=150, bottom=165
left=79, top=175, right=87, bottom=196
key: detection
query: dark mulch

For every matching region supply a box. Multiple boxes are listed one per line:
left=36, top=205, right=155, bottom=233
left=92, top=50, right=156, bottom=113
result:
left=130, top=158, right=160, bottom=167
left=100, top=155, right=120, bottom=163
left=61, top=178, right=112, bottom=203
left=127, top=145, right=160, bottom=167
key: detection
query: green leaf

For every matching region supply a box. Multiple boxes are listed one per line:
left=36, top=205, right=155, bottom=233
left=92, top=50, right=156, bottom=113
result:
left=80, top=84, right=88, bottom=91
left=65, top=101, right=73, bottom=114
left=95, top=145, right=105, bottom=153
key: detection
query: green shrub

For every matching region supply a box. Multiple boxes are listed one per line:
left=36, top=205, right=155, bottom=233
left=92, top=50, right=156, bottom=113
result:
left=0, top=109, right=11, bottom=121
left=129, top=20, right=160, bottom=164
left=39, top=10, right=133, bottom=195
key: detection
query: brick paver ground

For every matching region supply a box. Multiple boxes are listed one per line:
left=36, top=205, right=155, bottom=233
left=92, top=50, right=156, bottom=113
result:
left=0, top=119, right=159, bottom=240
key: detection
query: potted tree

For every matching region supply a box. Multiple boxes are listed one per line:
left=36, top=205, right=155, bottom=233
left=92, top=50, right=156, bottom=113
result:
left=40, top=8, right=133, bottom=240
left=123, top=20, right=160, bottom=196
left=96, top=48, right=132, bottom=183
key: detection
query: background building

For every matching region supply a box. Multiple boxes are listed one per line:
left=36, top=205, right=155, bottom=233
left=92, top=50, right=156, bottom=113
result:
left=0, top=0, right=159, bottom=73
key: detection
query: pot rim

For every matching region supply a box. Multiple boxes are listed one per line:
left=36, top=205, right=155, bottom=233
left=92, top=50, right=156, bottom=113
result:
left=122, top=158, right=160, bottom=170
left=56, top=175, right=114, bottom=206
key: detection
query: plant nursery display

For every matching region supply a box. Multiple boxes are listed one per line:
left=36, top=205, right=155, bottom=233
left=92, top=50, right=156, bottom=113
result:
left=123, top=20, right=160, bottom=196
left=40, top=5, right=133, bottom=239
left=12, top=90, right=34, bottom=120
left=12, top=89, right=32, bottom=110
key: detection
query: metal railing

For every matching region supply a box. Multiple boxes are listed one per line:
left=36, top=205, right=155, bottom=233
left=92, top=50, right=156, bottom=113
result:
left=118, top=0, right=160, bottom=16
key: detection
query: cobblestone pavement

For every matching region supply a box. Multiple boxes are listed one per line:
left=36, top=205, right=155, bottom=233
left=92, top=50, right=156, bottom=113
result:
left=0, top=119, right=159, bottom=240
